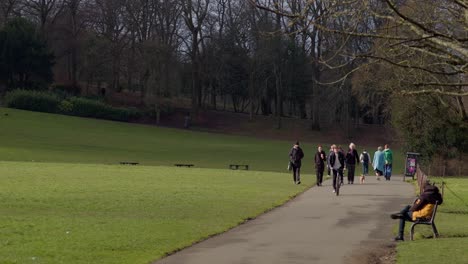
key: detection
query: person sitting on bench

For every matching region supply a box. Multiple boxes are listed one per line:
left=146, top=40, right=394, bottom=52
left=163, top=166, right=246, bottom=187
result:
left=390, top=183, right=443, bottom=241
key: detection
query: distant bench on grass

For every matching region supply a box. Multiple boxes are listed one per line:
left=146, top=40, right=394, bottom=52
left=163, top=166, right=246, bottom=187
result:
left=174, top=164, right=194, bottom=168
left=229, top=164, right=249, bottom=170
left=119, top=161, right=139, bottom=165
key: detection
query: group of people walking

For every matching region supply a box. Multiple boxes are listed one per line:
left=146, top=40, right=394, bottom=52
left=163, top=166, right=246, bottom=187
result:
left=288, top=141, right=394, bottom=191
left=289, top=141, right=443, bottom=243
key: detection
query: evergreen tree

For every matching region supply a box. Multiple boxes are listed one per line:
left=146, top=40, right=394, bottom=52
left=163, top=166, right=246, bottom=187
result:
left=0, top=18, right=54, bottom=90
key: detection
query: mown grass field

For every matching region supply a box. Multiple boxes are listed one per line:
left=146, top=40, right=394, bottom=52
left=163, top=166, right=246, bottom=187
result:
left=0, top=162, right=313, bottom=264
left=396, top=177, right=468, bottom=264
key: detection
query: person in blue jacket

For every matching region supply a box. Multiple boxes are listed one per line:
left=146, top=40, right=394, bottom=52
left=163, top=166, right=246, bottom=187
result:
left=373, top=146, right=385, bottom=181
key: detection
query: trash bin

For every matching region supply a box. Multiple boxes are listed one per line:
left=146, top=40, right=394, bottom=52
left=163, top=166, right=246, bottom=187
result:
left=405, top=152, right=420, bottom=180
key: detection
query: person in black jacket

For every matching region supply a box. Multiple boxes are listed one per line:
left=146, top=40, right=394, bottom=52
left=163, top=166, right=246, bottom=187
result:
left=390, top=183, right=443, bottom=241
left=345, top=143, right=360, bottom=184
left=314, top=145, right=327, bottom=186
left=328, top=144, right=345, bottom=193
left=327, top=145, right=333, bottom=176
left=289, top=141, right=305, bottom=184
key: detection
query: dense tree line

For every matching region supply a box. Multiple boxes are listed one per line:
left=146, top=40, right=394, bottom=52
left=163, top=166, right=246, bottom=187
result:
left=0, top=0, right=467, bottom=164
left=0, top=0, right=379, bottom=128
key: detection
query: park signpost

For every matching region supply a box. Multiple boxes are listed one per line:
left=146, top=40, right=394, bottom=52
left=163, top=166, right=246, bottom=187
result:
left=404, top=152, right=420, bottom=180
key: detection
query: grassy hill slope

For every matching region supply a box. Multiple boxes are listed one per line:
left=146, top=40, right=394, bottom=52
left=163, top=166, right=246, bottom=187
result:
left=0, top=107, right=403, bottom=174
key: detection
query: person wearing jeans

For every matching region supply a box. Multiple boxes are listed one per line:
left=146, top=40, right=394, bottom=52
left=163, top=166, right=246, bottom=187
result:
left=390, top=184, right=443, bottom=241
left=384, top=144, right=393, bottom=180
left=359, top=150, right=371, bottom=184
left=314, top=145, right=327, bottom=186
left=328, top=145, right=345, bottom=192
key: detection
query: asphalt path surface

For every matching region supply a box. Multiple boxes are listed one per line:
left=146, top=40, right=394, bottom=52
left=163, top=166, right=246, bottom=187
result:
left=155, top=175, right=414, bottom=264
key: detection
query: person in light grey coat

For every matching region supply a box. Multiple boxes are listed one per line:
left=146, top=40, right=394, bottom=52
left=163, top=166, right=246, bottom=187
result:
left=373, top=146, right=385, bottom=181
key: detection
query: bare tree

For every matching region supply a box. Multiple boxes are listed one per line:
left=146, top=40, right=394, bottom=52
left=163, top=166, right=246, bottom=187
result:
left=22, top=0, right=66, bottom=34
left=251, top=0, right=468, bottom=97
left=181, top=0, right=210, bottom=114
left=88, top=0, right=129, bottom=93
left=0, top=0, right=22, bottom=27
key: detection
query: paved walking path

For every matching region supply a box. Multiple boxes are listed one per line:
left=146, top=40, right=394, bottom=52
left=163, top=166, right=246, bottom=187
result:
left=155, top=176, right=414, bottom=264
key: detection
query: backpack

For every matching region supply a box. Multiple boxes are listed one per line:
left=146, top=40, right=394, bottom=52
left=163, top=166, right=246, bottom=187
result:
left=363, top=153, right=369, bottom=164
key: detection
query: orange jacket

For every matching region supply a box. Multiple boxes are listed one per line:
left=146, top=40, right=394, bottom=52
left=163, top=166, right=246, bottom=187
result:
left=411, top=200, right=435, bottom=220
left=410, top=185, right=443, bottom=220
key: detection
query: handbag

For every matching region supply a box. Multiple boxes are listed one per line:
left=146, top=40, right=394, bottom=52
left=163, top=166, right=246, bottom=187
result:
left=287, top=161, right=293, bottom=171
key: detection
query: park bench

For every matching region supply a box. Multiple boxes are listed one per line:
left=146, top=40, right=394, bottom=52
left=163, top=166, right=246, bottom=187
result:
left=119, top=161, right=139, bottom=165
left=410, top=201, right=439, bottom=241
left=229, top=164, right=249, bottom=170
left=174, top=164, right=194, bottom=168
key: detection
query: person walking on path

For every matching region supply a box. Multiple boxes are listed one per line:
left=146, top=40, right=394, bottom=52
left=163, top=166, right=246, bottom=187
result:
left=338, top=146, right=345, bottom=183
left=289, top=141, right=305, bottom=185
left=345, top=143, right=360, bottom=184
left=384, top=144, right=393, bottom=181
left=359, top=149, right=371, bottom=184
left=329, top=145, right=345, bottom=193
left=327, top=145, right=333, bottom=177
left=373, top=146, right=385, bottom=181
left=390, top=183, right=443, bottom=241
left=314, top=145, right=327, bottom=186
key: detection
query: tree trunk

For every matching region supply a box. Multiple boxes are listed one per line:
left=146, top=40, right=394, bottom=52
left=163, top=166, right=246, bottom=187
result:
left=310, top=82, right=320, bottom=130
left=191, top=30, right=200, bottom=115
left=210, top=82, right=216, bottom=110
left=249, top=60, right=255, bottom=121
left=275, top=66, right=282, bottom=129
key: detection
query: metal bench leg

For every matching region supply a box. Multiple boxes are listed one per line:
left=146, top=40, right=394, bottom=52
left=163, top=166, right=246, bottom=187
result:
left=431, top=223, right=439, bottom=238
left=410, top=223, right=416, bottom=241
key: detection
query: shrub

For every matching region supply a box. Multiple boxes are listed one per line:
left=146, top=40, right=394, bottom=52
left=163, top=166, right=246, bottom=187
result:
left=68, top=97, right=141, bottom=122
left=58, top=100, right=73, bottom=113
left=4, top=90, right=60, bottom=113
left=4, top=90, right=141, bottom=122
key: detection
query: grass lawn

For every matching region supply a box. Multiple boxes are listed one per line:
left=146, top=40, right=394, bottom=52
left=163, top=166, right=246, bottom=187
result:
left=0, top=161, right=313, bottom=264
left=396, top=177, right=468, bottom=264
left=0, top=107, right=408, bottom=263
left=0, top=107, right=404, bottom=174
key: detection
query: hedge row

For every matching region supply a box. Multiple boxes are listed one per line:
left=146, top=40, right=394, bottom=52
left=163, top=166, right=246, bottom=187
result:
left=4, top=90, right=141, bottom=122
left=4, top=90, right=61, bottom=113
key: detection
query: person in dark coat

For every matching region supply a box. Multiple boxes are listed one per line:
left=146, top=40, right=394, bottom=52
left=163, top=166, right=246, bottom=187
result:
left=314, top=145, right=327, bottom=186
left=326, top=145, right=333, bottom=177
left=289, top=141, right=305, bottom=184
left=390, top=183, right=443, bottom=241
left=329, top=144, right=345, bottom=193
left=345, top=143, right=360, bottom=184
left=338, top=146, right=346, bottom=183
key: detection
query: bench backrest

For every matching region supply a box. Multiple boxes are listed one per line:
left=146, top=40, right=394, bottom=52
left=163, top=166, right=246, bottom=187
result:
left=429, top=201, right=439, bottom=222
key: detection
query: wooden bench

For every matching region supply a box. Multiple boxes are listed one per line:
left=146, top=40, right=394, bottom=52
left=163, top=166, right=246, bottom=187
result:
left=229, top=164, right=249, bottom=170
left=119, top=162, right=139, bottom=165
left=410, top=201, right=439, bottom=241
left=174, top=164, right=194, bottom=168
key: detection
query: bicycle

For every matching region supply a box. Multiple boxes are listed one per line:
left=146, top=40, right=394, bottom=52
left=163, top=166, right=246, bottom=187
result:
left=332, top=169, right=342, bottom=196
left=335, top=171, right=342, bottom=196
